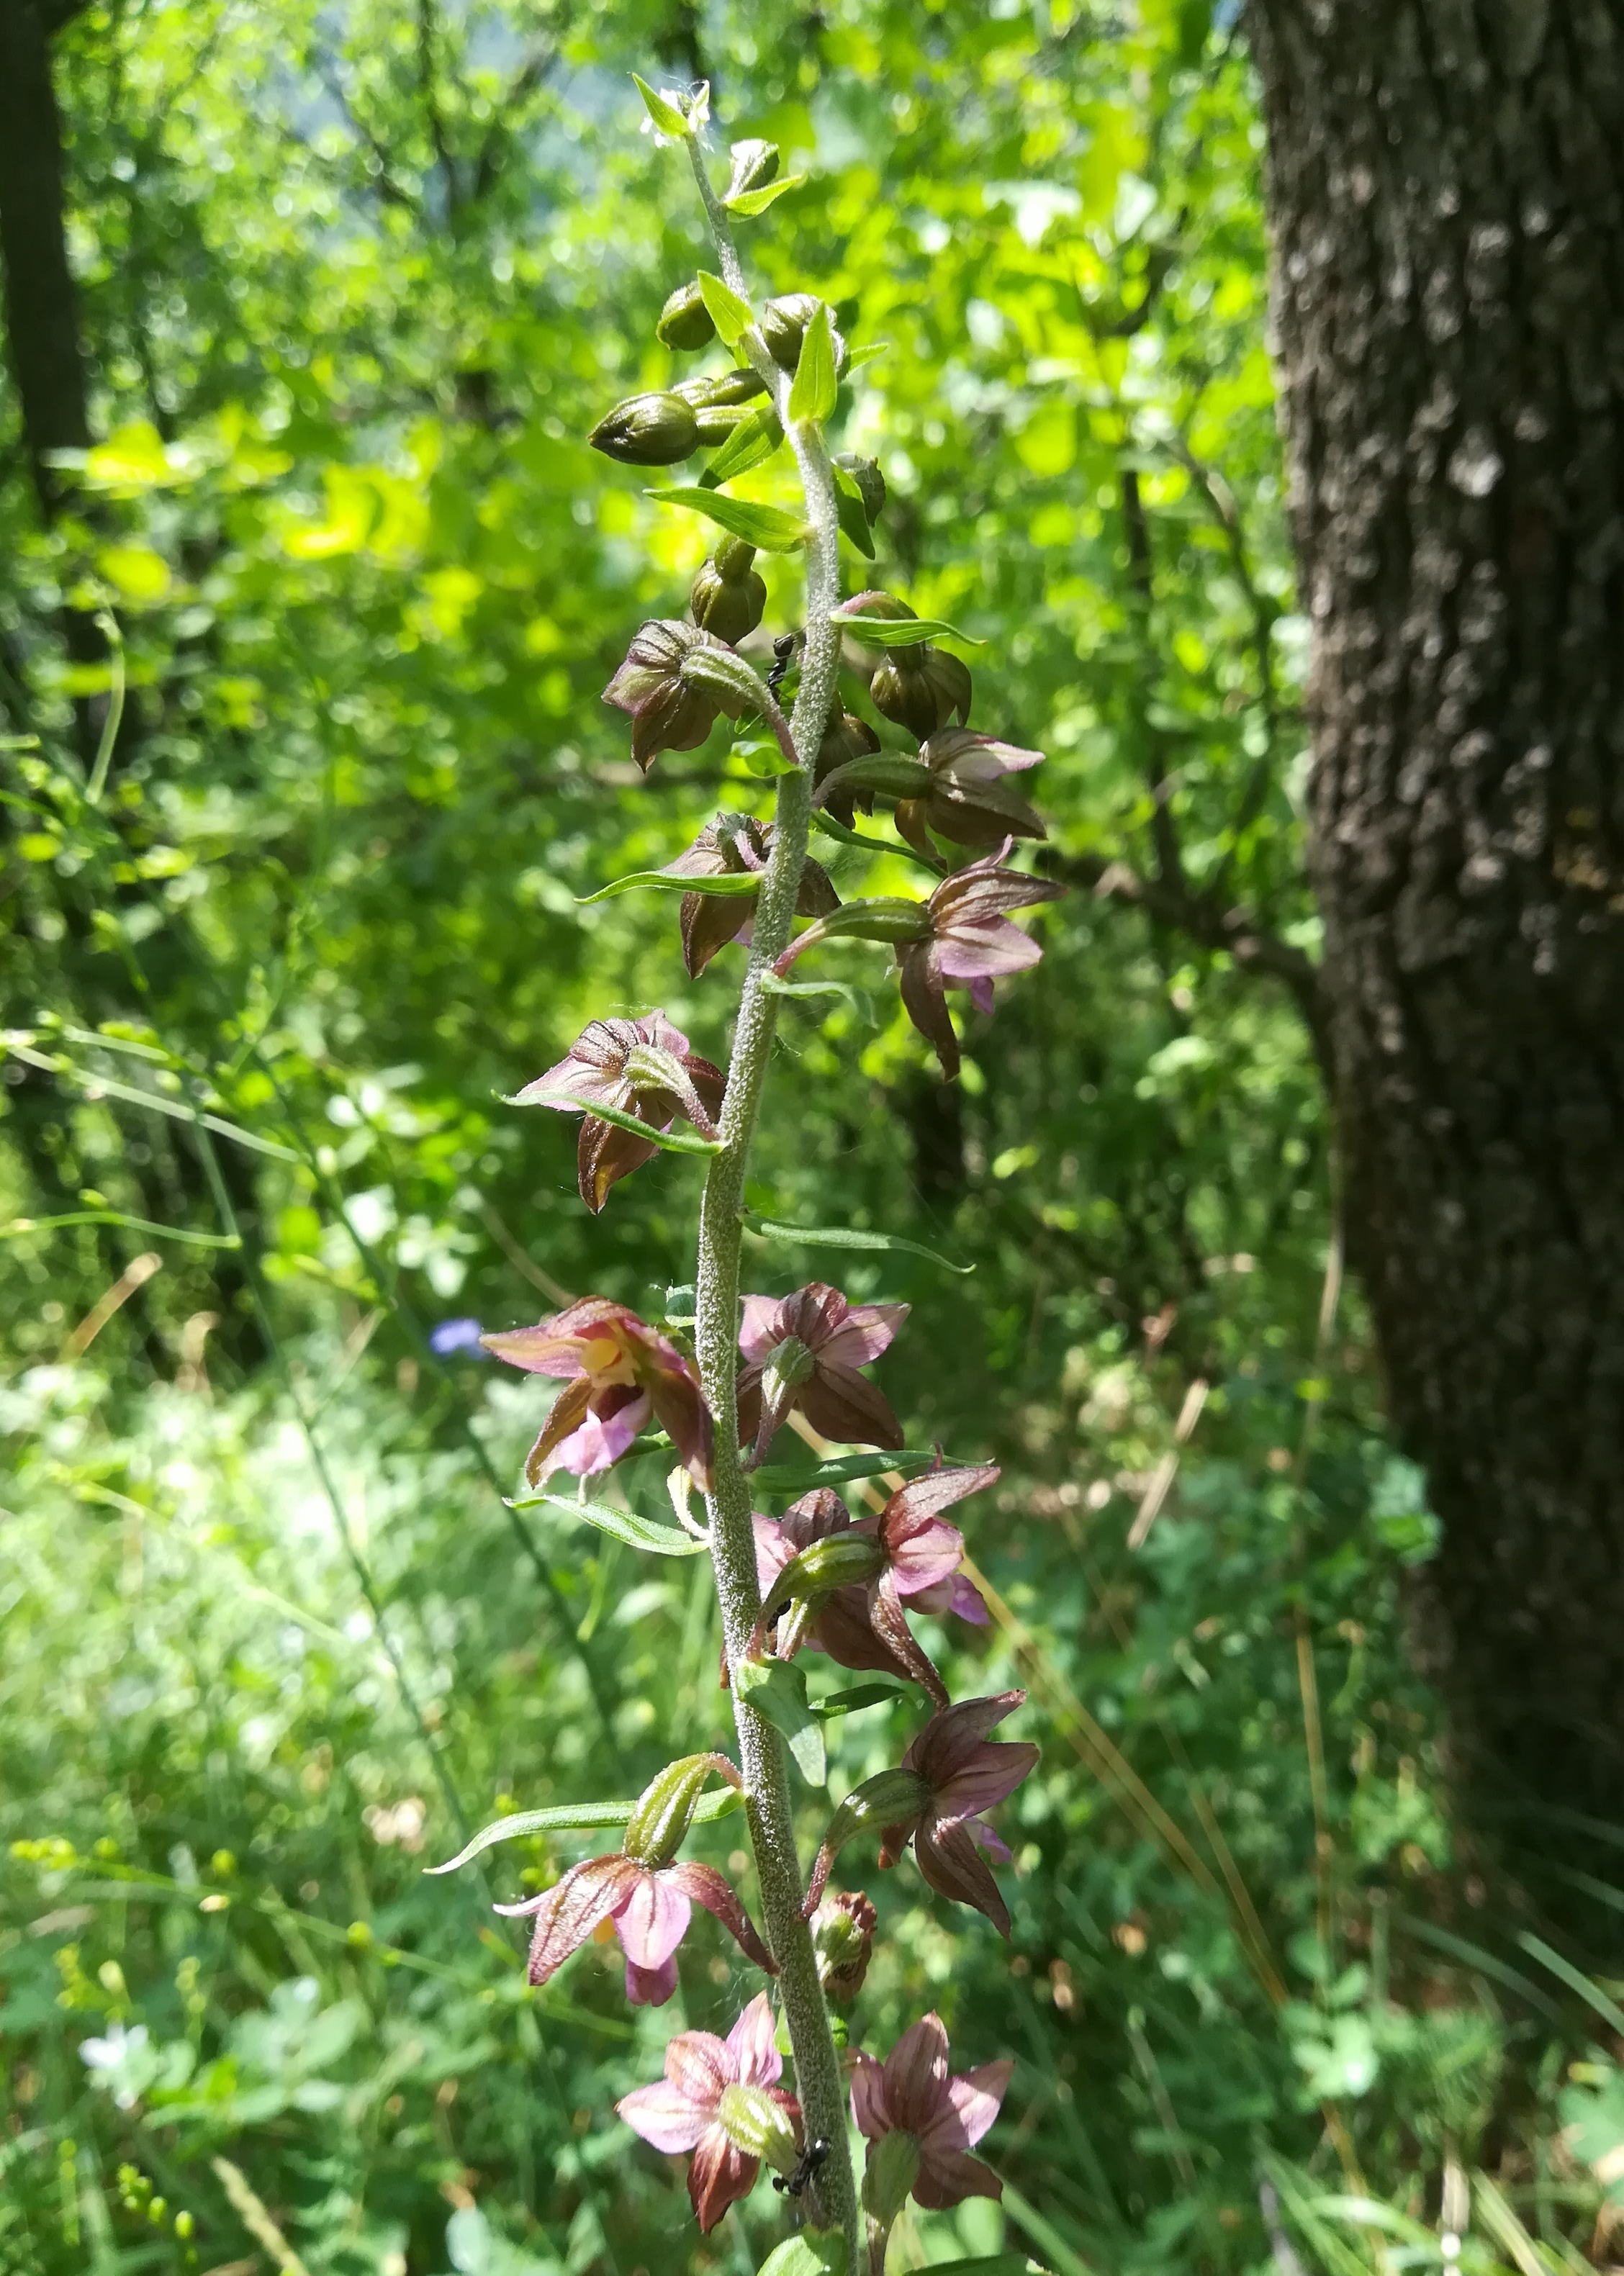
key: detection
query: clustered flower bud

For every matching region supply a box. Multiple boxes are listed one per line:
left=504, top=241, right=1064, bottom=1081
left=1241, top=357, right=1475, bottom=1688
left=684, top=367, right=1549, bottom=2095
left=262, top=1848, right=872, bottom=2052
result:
left=760, top=292, right=847, bottom=376
left=814, top=711, right=882, bottom=826
left=657, top=278, right=716, bottom=351
left=871, top=640, right=973, bottom=741
left=690, top=536, right=767, bottom=645
left=589, top=389, right=700, bottom=466
left=674, top=366, right=767, bottom=409
left=810, top=1889, right=877, bottom=2005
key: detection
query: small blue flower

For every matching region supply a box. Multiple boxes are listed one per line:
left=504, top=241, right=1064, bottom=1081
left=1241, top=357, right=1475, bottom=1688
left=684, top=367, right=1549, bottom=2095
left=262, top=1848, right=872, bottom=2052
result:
left=429, top=1317, right=488, bottom=1358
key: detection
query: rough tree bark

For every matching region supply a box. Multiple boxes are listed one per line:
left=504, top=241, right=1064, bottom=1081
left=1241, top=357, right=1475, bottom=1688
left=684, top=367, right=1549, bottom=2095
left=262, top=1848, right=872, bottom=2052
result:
left=0, top=0, right=92, bottom=515
left=1247, top=0, right=1624, bottom=1846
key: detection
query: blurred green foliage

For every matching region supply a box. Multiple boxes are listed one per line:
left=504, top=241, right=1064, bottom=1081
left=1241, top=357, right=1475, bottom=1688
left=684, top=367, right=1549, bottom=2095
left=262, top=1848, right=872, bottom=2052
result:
left=4, top=4, right=1622, bottom=2275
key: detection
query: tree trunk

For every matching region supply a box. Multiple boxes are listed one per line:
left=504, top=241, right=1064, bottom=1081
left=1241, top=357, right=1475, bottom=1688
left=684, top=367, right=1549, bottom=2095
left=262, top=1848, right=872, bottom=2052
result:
left=0, top=0, right=91, bottom=516
left=1248, top=0, right=1624, bottom=1855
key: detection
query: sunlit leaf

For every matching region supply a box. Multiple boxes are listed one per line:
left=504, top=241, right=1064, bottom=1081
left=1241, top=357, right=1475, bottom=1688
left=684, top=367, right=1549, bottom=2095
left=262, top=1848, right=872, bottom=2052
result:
left=788, top=302, right=837, bottom=425
left=645, top=487, right=806, bottom=551
left=724, top=173, right=807, bottom=217
left=508, top=1490, right=710, bottom=1558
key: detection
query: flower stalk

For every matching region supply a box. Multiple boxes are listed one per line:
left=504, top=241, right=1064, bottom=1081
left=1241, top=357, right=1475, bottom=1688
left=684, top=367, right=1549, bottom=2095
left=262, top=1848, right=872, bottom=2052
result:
left=684, top=131, right=860, bottom=2259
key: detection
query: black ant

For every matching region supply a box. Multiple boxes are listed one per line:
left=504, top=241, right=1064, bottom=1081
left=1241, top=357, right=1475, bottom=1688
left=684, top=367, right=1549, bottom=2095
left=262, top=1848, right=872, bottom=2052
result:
left=767, top=631, right=801, bottom=697
left=774, top=2136, right=830, bottom=2198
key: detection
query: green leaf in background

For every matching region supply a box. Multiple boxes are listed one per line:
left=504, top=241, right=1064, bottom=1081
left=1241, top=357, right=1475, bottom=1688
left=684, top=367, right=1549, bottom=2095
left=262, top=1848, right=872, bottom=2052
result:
left=702, top=405, right=784, bottom=486
left=724, top=173, right=808, bottom=217
left=728, top=735, right=798, bottom=778
left=644, top=487, right=807, bottom=551
left=427, top=1784, right=743, bottom=1875
left=575, top=868, right=762, bottom=905
left=788, top=302, right=838, bottom=425
left=631, top=74, right=692, bottom=138
left=508, top=1491, right=710, bottom=1558
left=928, top=2259, right=1053, bottom=2276
left=741, top=1211, right=975, bottom=1274
left=696, top=270, right=753, bottom=346
left=734, top=1656, right=825, bottom=1785
left=757, top=2231, right=847, bottom=2276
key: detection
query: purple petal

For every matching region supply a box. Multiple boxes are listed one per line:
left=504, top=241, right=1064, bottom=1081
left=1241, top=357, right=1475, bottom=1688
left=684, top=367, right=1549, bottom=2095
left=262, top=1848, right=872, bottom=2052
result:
left=612, top=1869, right=691, bottom=1969
left=547, top=1386, right=651, bottom=1478
left=942, top=2059, right=1014, bottom=2149
left=723, top=1991, right=783, bottom=2087
left=880, top=2013, right=952, bottom=2135
left=618, top=2079, right=710, bottom=2152
left=967, top=975, right=996, bottom=1014
left=819, top=1301, right=909, bottom=1368
left=937, top=920, right=1044, bottom=983
left=931, top=1738, right=1040, bottom=1820
left=885, top=1514, right=966, bottom=1596
left=623, top=1954, right=680, bottom=2005
left=739, top=1293, right=788, bottom=1363
left=849, top=2051, right=890, bottom=2142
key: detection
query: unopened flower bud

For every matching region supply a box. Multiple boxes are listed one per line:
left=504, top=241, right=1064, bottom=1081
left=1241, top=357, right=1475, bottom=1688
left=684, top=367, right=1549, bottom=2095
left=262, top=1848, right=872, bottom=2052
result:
left=814, top=712, right=882, bottom=826
left=761, top=294, right=848, bottom=376
left=870, top=644, right=973, bottom=741
left=727, top=138, right=781, bottom=199
left=835, top=452, right=886, bottom=527
left=674, top=366, right=768, bottom=410
left=589, top=390, right=700, bottom=466
left=811, top=1889, right=877, bottom=2004
left=680, top=641, right=770, bottom=718
left=693, top=404, right=748, bottom=446
left=716, top=2082, right=800, bottom=2174
left=862, top=2126, right=923, bottom=2226
left=622, top=1753, right=736, bottom=1867
left=657, top=279, right=716, bottom=351
left=690, top=543, right=767, bottom=644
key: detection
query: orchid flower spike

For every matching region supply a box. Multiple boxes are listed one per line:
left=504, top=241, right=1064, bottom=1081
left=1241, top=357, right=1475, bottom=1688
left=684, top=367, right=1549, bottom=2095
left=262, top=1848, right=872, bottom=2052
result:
left=492, top=1756, right=772, bottom=2008
left=510, top=1011, right=723, bottom=1213
left=617, top=1992, right=802, bottom=2229
left=803, top=1689, right=1037, bottom=1934
left=482, top=1295, right=713, bottom=1489
left=736, top=1281, right=909, bottom=1463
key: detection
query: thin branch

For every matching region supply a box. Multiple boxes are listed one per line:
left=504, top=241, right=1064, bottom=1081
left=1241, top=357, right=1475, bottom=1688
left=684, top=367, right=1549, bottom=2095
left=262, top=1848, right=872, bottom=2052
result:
left=1058, top=849, right=1327, bottom=1057
left=471, top=42, right=555, bottom=204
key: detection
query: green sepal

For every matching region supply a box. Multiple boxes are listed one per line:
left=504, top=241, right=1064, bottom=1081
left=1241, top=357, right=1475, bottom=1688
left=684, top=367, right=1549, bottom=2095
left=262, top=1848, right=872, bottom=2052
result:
left=734, top=1656, right=826, bottom=1786
left=623, top=1753, right=738, bottom=1867
left=646, top=487, right=807, bottom=552
left=425, top=1784, right=744, bottom=1875
left=508, top=1489, right=710, bottom=1557
left=576, top=867, right=762, bottom=906
left=724, top=173, right=807, bottom=217
left=788, top=302, right=839, bottom=425
left=702, top=406, right=785, bottom=487
left=696, top=270, right=753, bottom=347
left=632, top=74, right=692, bottom=137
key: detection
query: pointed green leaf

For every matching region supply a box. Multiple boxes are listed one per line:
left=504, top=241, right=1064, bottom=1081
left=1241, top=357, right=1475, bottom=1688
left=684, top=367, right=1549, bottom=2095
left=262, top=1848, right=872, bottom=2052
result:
left=833, top=613, right=985, bottom=648
left=811, top=1681, right=910, bottom=1719
left=724, top=173, right=808, bottom=217
left=759, top=972, right=878, bottom=1016
left=645, top=487, right=807, bottom=552
left=751, top=1449, right=937, bottom=1494
left=844, top=341, right=888, bottom=373
left=741, top=1211, right=975, bottom=1274
left=426, top=1784, right=743, bottom=1875
left=757, top=2233, right=847, bottom=2276
left=503, top=1094, right=726, bottom=1155
left=807, top=811, right=947, bottom=877
left=788, top=302, right=838, bottom=425
left=508, top=1490, right=710, bottom=1557
left=734, top=1657, right=825, bottom=1785
left=834, top=484, right=876, bottom=559
left=576, top=868, right=762, bottom=906
left=632, top=74, right=691, bottom=138
left=728, top=736, right=797, bottom=779
left=696, top=270, right=753, bottom=348
left=701, top=405, right=784, bottom=487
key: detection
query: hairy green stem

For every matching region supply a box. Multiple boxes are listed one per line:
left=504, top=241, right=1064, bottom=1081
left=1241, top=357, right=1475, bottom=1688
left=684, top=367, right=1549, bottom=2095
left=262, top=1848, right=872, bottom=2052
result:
left=685, top=135, right=857, bottom=2259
